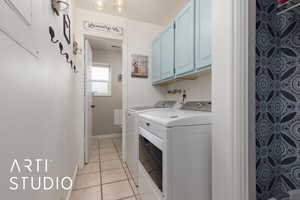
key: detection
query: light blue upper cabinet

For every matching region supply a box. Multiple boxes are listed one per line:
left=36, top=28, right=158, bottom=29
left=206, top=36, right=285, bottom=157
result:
left=152, top=0, right=211, bottom=85
left=174, top=0, right=195, bottom=76
left=195, top=0, right=212, bottom=69
left=160, top=23, right=175, bottom=80
left=152, top=37, right=161, bottom=83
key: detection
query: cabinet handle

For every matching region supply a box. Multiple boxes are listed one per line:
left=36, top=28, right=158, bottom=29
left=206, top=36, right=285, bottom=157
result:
left=146, top=122, right=150, bottom=127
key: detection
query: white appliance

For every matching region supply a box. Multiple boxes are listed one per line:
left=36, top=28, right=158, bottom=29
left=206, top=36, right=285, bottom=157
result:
left=137, top=101, right=212, bottom=200
left=126, top=101, right=177, bottom=186
left=114, top=109, right=123, bottom=128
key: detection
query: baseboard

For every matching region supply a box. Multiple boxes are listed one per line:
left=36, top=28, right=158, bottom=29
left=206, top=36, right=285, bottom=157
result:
left=66, top=164, right=78, bottom=200
left=93, top=133, right=121, bottom=139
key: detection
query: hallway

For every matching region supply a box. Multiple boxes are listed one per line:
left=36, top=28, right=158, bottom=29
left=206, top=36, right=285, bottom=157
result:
left=71, top=137, right=139, bottom=200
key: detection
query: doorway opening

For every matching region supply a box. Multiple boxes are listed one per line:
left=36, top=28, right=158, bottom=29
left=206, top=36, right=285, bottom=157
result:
left=84, top=36, right=124, bottom=164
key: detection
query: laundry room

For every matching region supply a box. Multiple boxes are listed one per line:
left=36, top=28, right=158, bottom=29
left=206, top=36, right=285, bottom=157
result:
left=1, top=0, right=265, bottom=200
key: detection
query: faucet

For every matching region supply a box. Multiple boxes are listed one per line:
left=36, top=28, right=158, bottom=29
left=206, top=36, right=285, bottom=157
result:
left=167, top=89, right=182, bottom=94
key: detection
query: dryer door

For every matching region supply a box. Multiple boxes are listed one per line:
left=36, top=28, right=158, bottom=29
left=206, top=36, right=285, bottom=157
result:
left=139, top=129, right=163, bottom=192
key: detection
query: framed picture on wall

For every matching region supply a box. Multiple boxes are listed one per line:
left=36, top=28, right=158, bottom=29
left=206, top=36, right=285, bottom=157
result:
left=131, top=54, right=148, bottom=78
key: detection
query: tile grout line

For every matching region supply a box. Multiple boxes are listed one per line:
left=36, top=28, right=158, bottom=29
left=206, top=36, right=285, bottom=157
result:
left=124, top=162, right=139, bottom=200
left=98, top=139, right=104, bottom=200
left=77, top=170, right=101, bottom=176
left=101, top=166, right=124, bottom=172
left=72, top=184, right=102, bottom=192
left=112, top=138, right=138, bottom=200
left=117, top=195, right=137, bottom=200
left=99, top=138, right=136, bottom=200
left=101, top=178, right=129, bottom=186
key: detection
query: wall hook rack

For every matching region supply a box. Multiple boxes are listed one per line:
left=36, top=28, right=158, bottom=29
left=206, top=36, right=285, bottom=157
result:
left=59, top=42, right=69, bottom=57
left=49, top=27, right=59, bottom=43
left=73, top=65, right=78, bottom=73
left=48, top=26, right=77, bottom=74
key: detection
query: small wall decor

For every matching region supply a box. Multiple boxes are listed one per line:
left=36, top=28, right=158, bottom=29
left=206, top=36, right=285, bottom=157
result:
left=63, top=14, right=71, bottom=44
left=131, top=54, right=148, bottom=78
left=83, top=21, right=124, bottom=36
left=52, top=0, right=70, bottom=16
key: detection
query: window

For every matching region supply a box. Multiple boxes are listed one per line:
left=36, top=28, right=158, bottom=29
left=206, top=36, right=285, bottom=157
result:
left=91, top=64, right=111, bottom=96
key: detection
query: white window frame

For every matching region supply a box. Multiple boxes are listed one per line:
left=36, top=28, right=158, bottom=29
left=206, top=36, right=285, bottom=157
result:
left=91, top=63, right=112, bottom=97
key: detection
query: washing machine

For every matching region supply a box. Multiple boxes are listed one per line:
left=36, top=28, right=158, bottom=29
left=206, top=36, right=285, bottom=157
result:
left=137, top=101, right=212, bottom=200
left=126, top=101, right=178, bottom=186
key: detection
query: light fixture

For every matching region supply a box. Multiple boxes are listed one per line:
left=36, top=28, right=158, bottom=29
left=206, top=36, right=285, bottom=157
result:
left=114, top=0, right=124, bottom=7
left=95, top=0, right=125, bottom=13
left=117, top=6, right=122, bottom=13
left=113, top=0, right=126, bottom=13
left=96, top=0, right=105, bottom=11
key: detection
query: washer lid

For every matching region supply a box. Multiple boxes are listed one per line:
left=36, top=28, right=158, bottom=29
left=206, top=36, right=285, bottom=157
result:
left=139, top=109, right=212, bottom=127
left=128, top=106, right=156, bottom=112
left=128, top=100, right=177, bottom=112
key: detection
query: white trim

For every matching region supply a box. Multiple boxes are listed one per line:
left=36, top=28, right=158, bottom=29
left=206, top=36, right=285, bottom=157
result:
left=93, top=133, right=122, bottom=139
left=93, top=62, right=110, bottom=67
left=66, top=165, right=78, bottom=200
left=248, top=0, right=257, bottom=199
left=212, top=0, right=253, bottom=199
left=121, top=37, right=128, bottom=162
left=84, top=39, right=93, bottom=164
left=139, top=127, right=164, bottom=150
left=232, top=0, right=249, bottom=199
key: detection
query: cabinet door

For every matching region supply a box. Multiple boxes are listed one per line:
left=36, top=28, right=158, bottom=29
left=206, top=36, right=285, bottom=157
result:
left=174, top=0, right=195, bottom=76
left=152, top=38, right=161, bottom=83
left=195, top=0, right=212, bottom=69
left=160, top=23, right=175, bottom=80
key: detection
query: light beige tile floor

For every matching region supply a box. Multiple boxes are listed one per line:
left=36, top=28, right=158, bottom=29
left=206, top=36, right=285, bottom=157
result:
left=102, top=168, right=127, bottom=184
left=101, top=159, right=123, bottom=171
left=71, top=186, right=102, bottom=200
left=71, top=136, right=139, bottom=200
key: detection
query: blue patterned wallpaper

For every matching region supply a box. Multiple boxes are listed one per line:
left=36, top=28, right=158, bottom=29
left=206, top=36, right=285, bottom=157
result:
left=256, top=0, right=300, bottom=199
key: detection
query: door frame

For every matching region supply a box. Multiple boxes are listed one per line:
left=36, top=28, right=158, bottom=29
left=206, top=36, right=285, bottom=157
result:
left=81, top=33, right=128, bottom=166
left=83, top=39, right=93, bottom=164
left=211, top=0, right=256, bottom=200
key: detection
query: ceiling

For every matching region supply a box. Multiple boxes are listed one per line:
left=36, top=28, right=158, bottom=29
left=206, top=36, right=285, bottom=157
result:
left=75, top=0, right=190, bottom=25
left=87, top=36, right=122, bottom=51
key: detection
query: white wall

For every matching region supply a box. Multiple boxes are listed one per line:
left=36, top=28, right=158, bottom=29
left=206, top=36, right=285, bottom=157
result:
left=126, top=19, right=167, bottom=107
left=164, top=71, right=212, bottom=103
left=0, top=1, right=81, bottom=200
left=92, top=49, right=122, bottom=135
